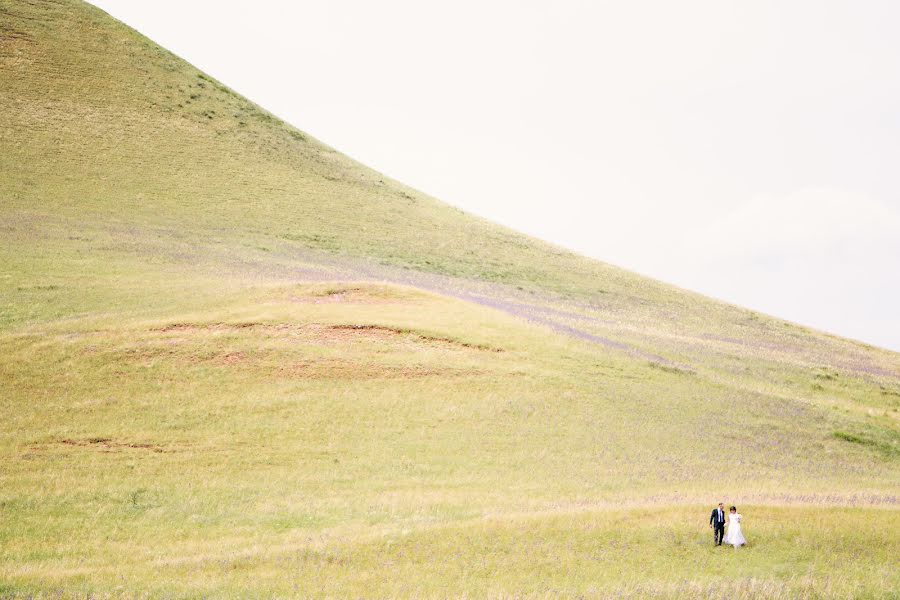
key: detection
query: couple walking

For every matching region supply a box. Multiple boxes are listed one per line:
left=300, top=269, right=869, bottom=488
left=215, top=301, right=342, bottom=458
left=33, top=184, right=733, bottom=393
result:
left=709, top=502, right=747, bottom=548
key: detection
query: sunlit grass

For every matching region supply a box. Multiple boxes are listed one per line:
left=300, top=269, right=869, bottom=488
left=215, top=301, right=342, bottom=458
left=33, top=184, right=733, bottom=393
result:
left=2, top=284, right=898, bottom=596
left=1, top=0, right=898, bottom=596
left=2, top=505, right=897, bottom=598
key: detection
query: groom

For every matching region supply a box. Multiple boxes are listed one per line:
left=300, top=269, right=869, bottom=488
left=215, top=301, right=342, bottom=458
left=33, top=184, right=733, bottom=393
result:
left=709, top=502, right=726, bottom=546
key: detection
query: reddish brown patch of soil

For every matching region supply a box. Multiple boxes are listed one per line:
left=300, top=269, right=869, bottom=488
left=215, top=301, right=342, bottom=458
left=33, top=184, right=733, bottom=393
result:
left=325, top=325, right=502, bottom=352
left=56, top=438, right=171, bottom=453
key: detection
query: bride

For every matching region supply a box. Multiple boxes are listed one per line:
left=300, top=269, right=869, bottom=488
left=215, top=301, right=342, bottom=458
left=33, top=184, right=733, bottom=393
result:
left=723, top=506, right=747, bottom=547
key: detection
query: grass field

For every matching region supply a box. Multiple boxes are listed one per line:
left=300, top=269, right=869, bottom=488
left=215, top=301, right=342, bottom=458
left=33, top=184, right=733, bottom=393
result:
left=1, top=1, right=898, bottom=597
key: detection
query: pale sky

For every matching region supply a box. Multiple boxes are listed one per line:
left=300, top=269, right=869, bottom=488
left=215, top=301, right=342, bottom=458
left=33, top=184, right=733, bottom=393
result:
left=89, top=0, right=900, bottom=352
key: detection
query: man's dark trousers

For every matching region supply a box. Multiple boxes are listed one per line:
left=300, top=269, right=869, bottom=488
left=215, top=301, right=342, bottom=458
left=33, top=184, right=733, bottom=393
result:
left=710, top=508, right=725, bottom=545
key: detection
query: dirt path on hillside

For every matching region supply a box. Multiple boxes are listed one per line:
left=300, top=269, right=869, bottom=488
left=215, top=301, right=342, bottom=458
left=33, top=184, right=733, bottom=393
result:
left=256, top=247, right=687, bottom=368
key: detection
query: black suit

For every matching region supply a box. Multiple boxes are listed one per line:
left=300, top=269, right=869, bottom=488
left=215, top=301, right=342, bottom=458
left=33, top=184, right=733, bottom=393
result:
left=710, top=508, right=726, bottom=545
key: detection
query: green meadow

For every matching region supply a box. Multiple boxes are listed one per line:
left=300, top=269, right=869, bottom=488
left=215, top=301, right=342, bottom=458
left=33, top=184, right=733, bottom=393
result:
left=1, top=1, right=898, bottom=597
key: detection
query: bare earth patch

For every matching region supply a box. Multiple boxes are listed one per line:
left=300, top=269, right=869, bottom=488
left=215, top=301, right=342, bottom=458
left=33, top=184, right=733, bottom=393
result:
left=150, top=321, right=502, bottom=352
left=45, top=437, right=173, bottom=453
left=325, top=324, right=503, bottom=352
left=218, top=351, right=247, bottom=365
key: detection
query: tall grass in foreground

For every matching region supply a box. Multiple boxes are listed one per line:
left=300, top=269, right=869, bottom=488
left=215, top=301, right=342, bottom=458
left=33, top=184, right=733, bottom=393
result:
left=1, top=506, right=896, bottom=597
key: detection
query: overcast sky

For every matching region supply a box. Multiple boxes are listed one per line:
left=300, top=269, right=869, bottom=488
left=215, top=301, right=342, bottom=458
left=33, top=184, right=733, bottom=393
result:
left=90, top=0, right=900, bottom=352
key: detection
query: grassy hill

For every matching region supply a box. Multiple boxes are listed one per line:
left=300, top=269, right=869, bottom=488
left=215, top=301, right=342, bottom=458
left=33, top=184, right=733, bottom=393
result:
left=1, top=0, right=898, bottom=597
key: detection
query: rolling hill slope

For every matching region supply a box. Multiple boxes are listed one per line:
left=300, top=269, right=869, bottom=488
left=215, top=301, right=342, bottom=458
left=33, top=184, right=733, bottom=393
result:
left=1, top=1, right=898, bottom=597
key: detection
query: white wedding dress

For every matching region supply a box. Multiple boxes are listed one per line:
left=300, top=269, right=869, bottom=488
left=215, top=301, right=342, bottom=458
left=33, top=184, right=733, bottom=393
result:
left=723, top=513, right=746, bottom=547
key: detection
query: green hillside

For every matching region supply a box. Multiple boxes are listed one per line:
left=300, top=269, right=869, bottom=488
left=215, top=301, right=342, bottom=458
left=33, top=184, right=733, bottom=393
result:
left=1, top=1, right=898, bottom=597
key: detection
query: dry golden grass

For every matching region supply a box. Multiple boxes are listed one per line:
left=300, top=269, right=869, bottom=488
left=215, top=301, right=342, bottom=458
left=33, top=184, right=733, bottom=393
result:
left=1, top=1, right=898, bottom=597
